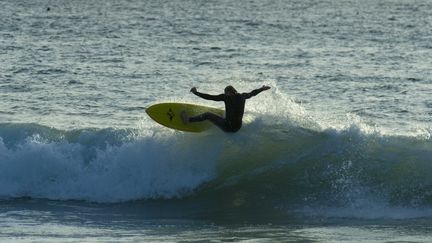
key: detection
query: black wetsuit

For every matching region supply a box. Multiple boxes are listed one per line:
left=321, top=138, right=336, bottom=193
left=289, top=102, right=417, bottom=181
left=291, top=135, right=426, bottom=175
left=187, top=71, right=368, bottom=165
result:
left=189, top=88, right=265, bottom=132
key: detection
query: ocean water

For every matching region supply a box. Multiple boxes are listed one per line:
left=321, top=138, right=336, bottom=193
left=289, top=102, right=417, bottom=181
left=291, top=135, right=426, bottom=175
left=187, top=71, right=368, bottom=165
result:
left=1, top=0, right=431, bottom=242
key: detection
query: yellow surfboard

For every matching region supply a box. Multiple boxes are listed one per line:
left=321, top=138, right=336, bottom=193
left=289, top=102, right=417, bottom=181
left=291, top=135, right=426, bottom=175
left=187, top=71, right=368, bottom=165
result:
left=146, top=103, right=224, bottom=132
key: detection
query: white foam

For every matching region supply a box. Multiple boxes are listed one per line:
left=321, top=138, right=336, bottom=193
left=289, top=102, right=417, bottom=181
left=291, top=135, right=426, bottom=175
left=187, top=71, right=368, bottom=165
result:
left=0, top=128, right=221, bottom=202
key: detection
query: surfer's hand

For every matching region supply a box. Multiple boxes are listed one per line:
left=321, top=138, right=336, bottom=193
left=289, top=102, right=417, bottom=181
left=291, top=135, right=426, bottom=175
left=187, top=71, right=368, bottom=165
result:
left=190, top=87, right=197, bottom=93
left=261, top=85, right=271, bottom=91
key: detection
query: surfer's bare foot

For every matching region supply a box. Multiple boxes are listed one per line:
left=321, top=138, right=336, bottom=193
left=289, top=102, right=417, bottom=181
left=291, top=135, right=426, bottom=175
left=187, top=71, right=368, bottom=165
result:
left=181, top=111, right=189, bottom=124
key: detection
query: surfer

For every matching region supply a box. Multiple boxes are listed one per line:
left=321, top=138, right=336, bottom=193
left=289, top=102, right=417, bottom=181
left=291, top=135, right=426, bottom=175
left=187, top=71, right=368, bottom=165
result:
left=182, top=85, right=271, bottom=132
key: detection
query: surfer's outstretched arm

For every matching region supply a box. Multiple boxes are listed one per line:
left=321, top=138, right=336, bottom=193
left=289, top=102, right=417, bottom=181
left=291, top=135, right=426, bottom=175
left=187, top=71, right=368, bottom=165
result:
left=190, top=87, right=225, bottom=101
left=243, top=85, right=271, bottom=99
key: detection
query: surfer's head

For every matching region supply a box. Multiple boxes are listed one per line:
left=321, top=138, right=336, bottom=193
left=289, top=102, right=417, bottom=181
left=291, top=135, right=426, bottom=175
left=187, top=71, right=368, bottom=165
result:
left=224, top=85, right=237, bottom=95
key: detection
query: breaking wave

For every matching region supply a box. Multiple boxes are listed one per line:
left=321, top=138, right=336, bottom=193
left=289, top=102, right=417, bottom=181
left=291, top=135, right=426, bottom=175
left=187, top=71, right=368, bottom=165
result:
left=0, top=89, right=431, bottom=219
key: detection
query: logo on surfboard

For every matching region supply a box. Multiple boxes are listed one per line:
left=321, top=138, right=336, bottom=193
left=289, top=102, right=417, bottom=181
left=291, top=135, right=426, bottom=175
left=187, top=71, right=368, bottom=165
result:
left=167, top=108, right=175, bottom=122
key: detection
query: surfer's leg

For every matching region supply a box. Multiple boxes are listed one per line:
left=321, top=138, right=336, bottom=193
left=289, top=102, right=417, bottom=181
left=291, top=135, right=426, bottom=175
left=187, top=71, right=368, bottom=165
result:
left=181, top=111, right=190, bottom=124
left=189, top=112, right=223, bottom=123
left=189, top=112, right=229, bottom=131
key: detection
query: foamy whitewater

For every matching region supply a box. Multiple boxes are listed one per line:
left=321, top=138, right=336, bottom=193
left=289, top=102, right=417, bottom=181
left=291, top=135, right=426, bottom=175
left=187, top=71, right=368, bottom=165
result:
left=1, top=0, right=431, bottom=241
